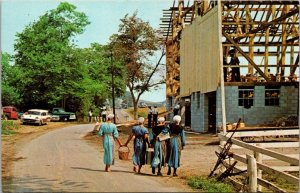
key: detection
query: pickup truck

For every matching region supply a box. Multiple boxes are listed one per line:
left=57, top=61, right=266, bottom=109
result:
left=51, top=108, right=76, bottom=121
left=2, top=106, right=18, bottom=120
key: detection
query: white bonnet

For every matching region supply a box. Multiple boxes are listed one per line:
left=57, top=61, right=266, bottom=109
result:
left=173, top=115, right=181, bottom=123
left=158, top=117, right=165, bottom=123
left=107, top=114, right=114, bottom=119
left=138, top=117, right=145, bottom=124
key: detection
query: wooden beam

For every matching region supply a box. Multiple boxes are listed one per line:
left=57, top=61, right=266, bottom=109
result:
left=231, top=142, right=299, bottom=149
left=235, top=6, right=299, bottom=42
left=257, top=178, right=287, bottom=193
left=265, top=28, right=269, bottom=75
left=223, top=43, right=299, bottom=46
left=249, top=35, right=254, bottom=74
left=257, top=162, right=299, bottom=185
left=222, top=1, right=299, bottom=5
left=280, top=5, right=289, bottom=80
left=290, top=54, right=299, bottom=75
left=222, top=31, right=270, bottom=81
left=218, top=134, right=299, bottom=166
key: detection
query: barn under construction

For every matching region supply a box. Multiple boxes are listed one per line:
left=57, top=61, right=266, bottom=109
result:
left=161, top=0, right=299, bottom=132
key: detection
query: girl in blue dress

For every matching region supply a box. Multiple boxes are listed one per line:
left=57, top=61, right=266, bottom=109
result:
left=125, top=117, right=149, bottom=173
left=167, top=115, right=185, bottom=176
left=98, top=114, right=122, bottom=172
left=149, top=117, right=170, bottom=176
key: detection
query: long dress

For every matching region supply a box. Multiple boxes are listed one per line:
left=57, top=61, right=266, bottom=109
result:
left=98, top=122, right=119, bottom=165
left=168, top=123, right=186, bottom=169
left=132, top=125, right=149, bottom=166
left=149, top=125, right=169, bottom=168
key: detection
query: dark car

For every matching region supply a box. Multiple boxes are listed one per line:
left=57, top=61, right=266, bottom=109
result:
left=51, top=108, right=76, bottom=121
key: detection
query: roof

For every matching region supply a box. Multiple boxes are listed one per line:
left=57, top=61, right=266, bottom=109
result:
left=28, top=109, right=49, bottom=112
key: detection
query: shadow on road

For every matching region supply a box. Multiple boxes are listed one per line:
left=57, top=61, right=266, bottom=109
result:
left=3, top=174, right=89, bottom=192
left=71, top=167, right=135, bottom=174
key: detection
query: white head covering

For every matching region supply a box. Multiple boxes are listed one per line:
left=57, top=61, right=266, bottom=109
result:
left=138, top=117, right=145, bottom=124
left=173, top=115, right=181, bottom=123
left=107, top=114, right=114, bottom=119
left=158, top=117, right=165, bottom=123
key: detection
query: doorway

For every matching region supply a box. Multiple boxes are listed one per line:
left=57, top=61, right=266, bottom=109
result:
left=184, top=98, right=191, bottom=127
left=207, top=92, right=216, bottom=133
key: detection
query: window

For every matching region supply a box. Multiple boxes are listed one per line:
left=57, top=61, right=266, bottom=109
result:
left=265, top=86, right=280, bottom=106
left=238, top=86, right=254, bottom=107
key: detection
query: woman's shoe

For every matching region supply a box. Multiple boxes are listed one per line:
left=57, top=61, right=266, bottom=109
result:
left=167, top=167, right=171, bottom=175
left=157, top=172, right=163, bottom=176
left=173, top=173, right=178, bottom=177
left=133, top=166, right=137, bottom=172
left=152, top=167, right=155, bottom=174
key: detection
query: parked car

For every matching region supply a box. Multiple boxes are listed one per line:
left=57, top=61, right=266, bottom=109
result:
left=51, top=108, right=76, bottom=121
left=2, top=106, right=18, bottom=120
left=21, top=109, right=51, bottom=125
left=50, top=114, right=60, bottom=122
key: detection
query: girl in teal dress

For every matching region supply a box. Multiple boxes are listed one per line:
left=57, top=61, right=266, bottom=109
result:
left=98, top=114, right=122, bottom=172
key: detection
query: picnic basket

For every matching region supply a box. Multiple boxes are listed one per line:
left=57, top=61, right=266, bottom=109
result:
left=118, top=146, right=130, bottom=160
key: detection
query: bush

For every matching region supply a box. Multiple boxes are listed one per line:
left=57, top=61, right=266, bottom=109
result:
left=187, top=176, right=234, bottom=192
left=2, top=121, right=19, bottom=135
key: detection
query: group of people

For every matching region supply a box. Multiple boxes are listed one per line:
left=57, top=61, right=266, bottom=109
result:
left=88, top=109, right=107, bottom=123
left=147, top=106, right=159, bottom=128
left=96, top=114, right=186, bottom=176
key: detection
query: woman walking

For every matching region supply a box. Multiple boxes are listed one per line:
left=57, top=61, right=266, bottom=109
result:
left=98, top=114, right=122, bottom=172
left=149, top=117, right=170, bottom=176
left=167, top=115, right=186, bottom=176
left=124, top=117, right=149, bottom=173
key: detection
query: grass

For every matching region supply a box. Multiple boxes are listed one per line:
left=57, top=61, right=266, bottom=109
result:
left=263, top=173, right=299, bottom=192
left=2, top=120, right=19, bottom=135
left=187, top=176, right=234, bottom=192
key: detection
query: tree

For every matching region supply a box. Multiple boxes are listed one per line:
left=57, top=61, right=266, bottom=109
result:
left=74, top=44, right=126, bottom=117
left=1, top=52, right=22, bottom=107
left=13, top=2, right=90, bottom=110
left=109, top=12, right=165, bottom=119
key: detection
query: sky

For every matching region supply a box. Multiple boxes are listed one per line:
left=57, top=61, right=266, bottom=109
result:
left=1, top=0, right=171, bottom=102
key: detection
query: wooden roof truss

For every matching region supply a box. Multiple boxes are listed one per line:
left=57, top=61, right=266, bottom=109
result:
left=161, top=0, right=299, bottom=97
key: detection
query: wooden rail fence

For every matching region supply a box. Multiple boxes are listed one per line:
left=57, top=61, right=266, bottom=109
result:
left=218, top=128, right=299, bottom=192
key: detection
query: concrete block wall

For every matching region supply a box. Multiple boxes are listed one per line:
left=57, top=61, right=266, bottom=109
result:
left=191, top=92, right=208, bottom=132
left=216, top=85, right=298, bottom=128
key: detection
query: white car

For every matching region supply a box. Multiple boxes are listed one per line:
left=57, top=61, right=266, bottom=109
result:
left=21, top=109, right=51, bottom=126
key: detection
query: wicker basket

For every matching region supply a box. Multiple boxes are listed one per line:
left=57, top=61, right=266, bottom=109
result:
left=118, top=146, right=130, bottom=160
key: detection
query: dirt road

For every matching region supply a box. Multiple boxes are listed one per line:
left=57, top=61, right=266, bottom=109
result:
left=8, top=124, right=194, bottom=192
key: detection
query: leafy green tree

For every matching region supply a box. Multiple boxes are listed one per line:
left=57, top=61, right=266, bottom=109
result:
left=1, top=52, right=22, bottom=107
left=109, top=12, right=165, bottom=119
left=13, top=2, right=90, bottom=111
left=74, top=44, right=126, bottom=117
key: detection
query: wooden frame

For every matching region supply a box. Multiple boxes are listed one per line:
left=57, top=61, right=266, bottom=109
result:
left=161, top=0, right=299, bottom=100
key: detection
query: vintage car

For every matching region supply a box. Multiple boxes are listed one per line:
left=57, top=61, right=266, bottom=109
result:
left=2, top=106, right=18, bottom=120
left=51, top=107, right=76, bottom=121
left=21, top=109, right=51, bottom=125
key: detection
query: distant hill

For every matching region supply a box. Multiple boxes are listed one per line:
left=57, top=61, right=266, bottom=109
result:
left=119, top=91, right=165, bottom=107
left=138, top=99, right=166, bottom=107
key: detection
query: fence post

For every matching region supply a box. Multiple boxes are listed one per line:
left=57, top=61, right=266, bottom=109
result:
left=254, top=144, right=262, bottom=192
left=247, top=154, right=257, bottom=192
